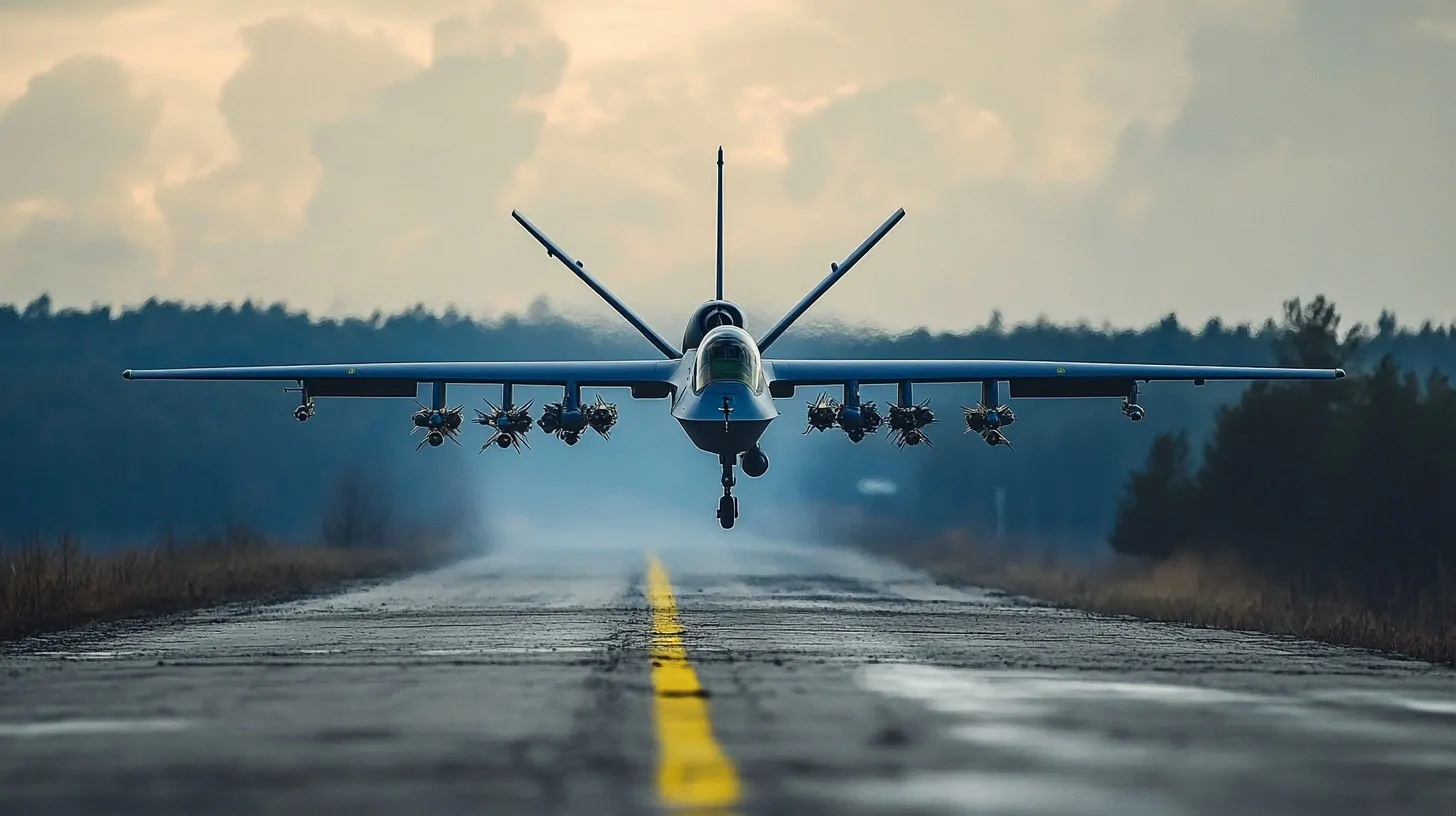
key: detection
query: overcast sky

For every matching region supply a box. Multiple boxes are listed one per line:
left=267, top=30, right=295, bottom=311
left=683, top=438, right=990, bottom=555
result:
left=0, top=0, right=1451, bottom=334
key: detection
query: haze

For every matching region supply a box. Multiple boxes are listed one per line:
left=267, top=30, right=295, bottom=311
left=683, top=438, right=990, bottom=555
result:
left=0, top=0, right=1451, bottom=334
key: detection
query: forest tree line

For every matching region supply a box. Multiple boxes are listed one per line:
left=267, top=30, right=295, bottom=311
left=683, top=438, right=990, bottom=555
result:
left=1110, top=296, right=1456, bottom=603
left=4, top=293, right=1456, bottom=553
left=797, top=297, right=1456, bottom=548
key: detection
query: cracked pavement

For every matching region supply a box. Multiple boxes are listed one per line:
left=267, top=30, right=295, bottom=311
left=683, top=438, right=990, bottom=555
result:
left=4, top=519, right=1455, bottom=815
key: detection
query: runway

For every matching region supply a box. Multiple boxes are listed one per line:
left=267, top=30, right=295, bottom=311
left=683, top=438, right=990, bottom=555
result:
left=3, top=522, right=1456, bottom=815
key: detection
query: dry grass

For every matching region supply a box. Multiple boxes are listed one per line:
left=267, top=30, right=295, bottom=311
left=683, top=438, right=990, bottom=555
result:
left=1, top=526, right=456, bottom=641
left=887, top=530, right=1456, bottom=666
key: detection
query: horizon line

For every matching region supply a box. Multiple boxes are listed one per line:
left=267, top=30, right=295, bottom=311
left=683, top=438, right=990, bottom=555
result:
left=2, top=291, right=1430, bottom=337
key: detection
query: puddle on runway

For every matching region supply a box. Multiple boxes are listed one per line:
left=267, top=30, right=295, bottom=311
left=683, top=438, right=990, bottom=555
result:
left=839, top=770, right=1186, bottom=816
left=1306, top=689, right=1456, bottom=717
left=0, top=718, right=192, bottom=738
left=30, top=651, right=139, bottom=661
left=412, top=646, right=599, bottom=656
left=850, top=663, right=1456, bottom=813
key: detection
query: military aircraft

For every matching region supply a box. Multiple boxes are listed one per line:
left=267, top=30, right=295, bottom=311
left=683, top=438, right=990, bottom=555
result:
left=122, top=148, right=1345, bottom=529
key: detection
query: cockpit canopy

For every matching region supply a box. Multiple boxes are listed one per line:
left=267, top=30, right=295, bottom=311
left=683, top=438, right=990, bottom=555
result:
left=693, top=325, right=763, bottom=393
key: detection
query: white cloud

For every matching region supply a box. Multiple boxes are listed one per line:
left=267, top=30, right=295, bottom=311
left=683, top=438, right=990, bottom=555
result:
left=0, top=54, right=164, bottom=302
left=157, top=16, right=422, bottom=244
left=0, top=0, right=1451, bottom=334
left=150, top=3, right=569, bottom=316
left=1415, top=16, right=1456, bottom=44
left=0, top=55, right=158, bottom=205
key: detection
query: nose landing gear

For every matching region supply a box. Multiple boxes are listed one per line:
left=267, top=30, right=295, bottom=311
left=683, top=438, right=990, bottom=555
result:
left=716, top=453, right=739, bottom=529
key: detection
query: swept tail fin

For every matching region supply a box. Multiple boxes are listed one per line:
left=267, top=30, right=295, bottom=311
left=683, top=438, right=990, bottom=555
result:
left=510, top=210, right=683, bottom=360
left=756, top=207, right=906, bottom=353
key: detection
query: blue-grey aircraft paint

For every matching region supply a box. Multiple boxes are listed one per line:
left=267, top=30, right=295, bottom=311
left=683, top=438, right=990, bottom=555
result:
left=120, top=148, right=1346, bottom=529
left=671, top=326, right=779, bottom=455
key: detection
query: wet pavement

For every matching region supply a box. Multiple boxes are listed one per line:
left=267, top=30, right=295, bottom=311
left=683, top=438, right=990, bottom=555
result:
left=3, top=516, right=1455, bottom=815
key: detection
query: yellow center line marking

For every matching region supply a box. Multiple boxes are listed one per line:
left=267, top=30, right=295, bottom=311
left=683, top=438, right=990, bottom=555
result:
left=646, top=554, right=742, bottom=812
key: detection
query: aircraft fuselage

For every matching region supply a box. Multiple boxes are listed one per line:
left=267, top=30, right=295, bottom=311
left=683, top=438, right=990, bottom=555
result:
left=672, top=379, right=777, bottom=456
left=667, top=318, right=778, bottom=457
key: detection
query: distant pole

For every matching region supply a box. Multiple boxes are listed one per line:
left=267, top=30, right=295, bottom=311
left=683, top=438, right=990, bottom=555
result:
left=994, top=486, right=1006, bottom=543
left=716, top=146, right=724, bottom=301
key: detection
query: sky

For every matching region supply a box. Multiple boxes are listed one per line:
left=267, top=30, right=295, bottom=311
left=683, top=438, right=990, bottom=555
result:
left=0, top=0, right=1452, bottom=335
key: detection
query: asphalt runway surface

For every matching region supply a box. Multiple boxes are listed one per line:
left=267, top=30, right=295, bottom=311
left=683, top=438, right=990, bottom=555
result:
left=4, top=517, right=1456, bottom=815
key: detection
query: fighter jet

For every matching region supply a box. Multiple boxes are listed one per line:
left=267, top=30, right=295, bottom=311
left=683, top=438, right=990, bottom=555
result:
left=122, top=148, right=1345, bottom=529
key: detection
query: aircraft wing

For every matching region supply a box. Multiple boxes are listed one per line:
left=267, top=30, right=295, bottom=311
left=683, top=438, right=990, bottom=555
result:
left=765, top=359, right=1345, bottom=398
left=123, top=360, right=682, bottom=398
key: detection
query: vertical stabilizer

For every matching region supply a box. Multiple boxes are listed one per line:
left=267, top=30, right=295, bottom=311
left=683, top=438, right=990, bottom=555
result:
left=756, top=207, right=906, bottom=353
left=716, top=146, right=724, bottom=300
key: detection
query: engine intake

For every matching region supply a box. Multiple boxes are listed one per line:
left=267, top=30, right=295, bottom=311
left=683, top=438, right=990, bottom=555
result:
left=681, top=300, right=747, bottom=351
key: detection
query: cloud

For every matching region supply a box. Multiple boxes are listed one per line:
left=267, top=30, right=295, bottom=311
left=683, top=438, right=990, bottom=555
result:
left=157, top=16, right=421, bottom=244
left=1416, top=16, right=1456, bottom=44
left=1041, top=0, right=1456, bottom=325
left=151, top=2, right=568, bottom=315
left=306, top=6, right=566, bottom=234
left=742, top=0, right=1456, bottom=331
left=0, top=215, right=155, bottom=305
left=0, top=54, right=158, bottom=206
left=0, top=0, right=143, bottom=13
left=1, top=0, right=1452, bottom=332
left=484, top=0, right=1275, bottom=332
left=781, top=80, right=939, bottom=204
left=0, top=54, right=162, bottom=304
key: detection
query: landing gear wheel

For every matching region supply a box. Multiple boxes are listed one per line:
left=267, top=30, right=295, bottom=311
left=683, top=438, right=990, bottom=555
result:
left=717, top=495, right=738, bottom=529
left=716, top=453, right=739, bottom=529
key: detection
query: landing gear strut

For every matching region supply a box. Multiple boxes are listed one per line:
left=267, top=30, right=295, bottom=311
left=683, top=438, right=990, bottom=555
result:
left=716, top=453, right=739, bottom=529
left=285, top=384, right=314, bottom=422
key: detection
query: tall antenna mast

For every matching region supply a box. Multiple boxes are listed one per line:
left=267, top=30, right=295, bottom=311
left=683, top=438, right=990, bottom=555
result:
left=716, top=146, right=724, bottom=301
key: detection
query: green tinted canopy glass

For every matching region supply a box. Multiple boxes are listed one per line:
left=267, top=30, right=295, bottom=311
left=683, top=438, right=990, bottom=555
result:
left=694, top=327, right=762, bottom=392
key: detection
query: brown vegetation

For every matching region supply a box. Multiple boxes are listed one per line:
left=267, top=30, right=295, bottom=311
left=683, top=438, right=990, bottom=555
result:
left=843, top=299, right=1456, bottom=667
left=1, top=525, right=457, bottom=642
left=884, top=530, right=1456, bottom=666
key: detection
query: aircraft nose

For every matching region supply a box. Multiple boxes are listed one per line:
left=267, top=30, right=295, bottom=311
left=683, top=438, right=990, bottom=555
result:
left=700, top=381, right=776, bottom=421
